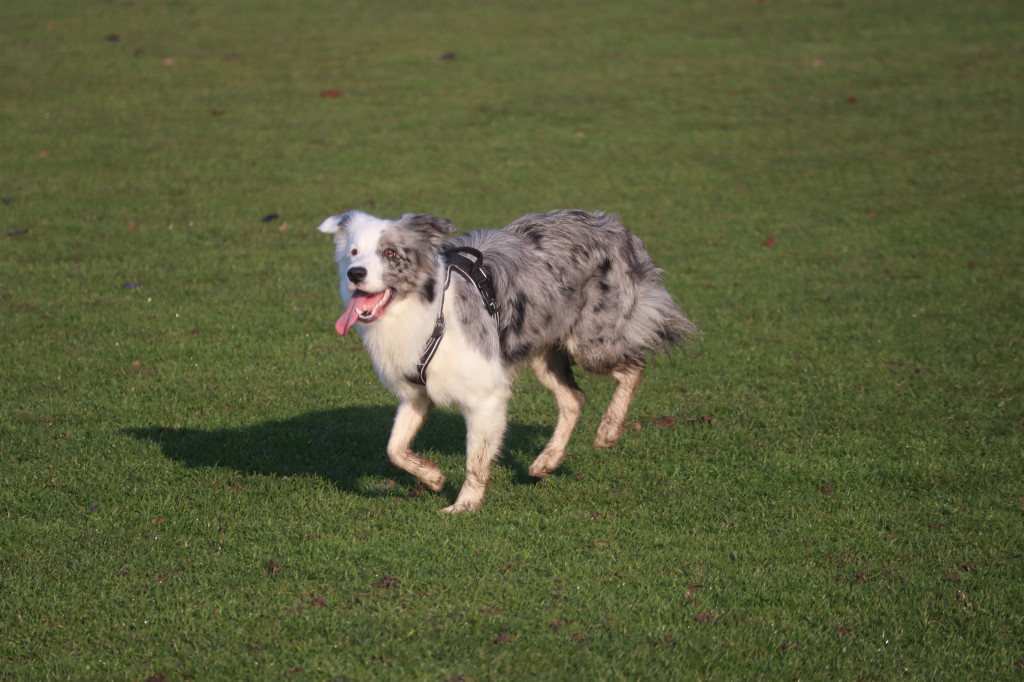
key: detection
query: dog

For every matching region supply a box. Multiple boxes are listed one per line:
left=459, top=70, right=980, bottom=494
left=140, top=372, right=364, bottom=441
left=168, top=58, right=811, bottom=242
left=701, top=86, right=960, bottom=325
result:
left=318, top=209, right=698, bottom=512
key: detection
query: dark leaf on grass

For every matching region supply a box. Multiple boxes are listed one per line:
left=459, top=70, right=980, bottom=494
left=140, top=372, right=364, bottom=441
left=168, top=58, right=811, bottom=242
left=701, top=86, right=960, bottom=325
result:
left=846, top=95, right=858, bottom=103
left=319, top=89, right=341, bottom=98
left=307, top=596, right=327, bottom=608
left=946, top=572, right=961, bottom=582
left=694, top=612, right=719, bottom=625
left=781, top=641, right=799, bottom=651
left=763, top=236, right=775, bottom=247
left=493, top=633, right=513, bottom=645
left=287, top=667, right=303, bottom=676
left=820, top=481, right=835, bottom=495
left=7, top=229, right=29, bottom=237
left=87, top=502, right=98, bottom=513
left=106, top=34, right=120, bottom=42
left=837, top=626, right=853, bottom=636
left=122, top=281, right=142, bottom=289
left=481, top=606, right=504, bottom=614
left=146, top=675, right=168, bottom=682
left=261, top=213, right=279, bottom=223
left=407, top=484, right=424, bottom=499
left=685, top=585, right=702, bottom=599
left=440, top=51, right=457, bottom=60
left=267, top=558, right=282, bottom=574
left=549, top=619, right=566, bottom=631
left=654, top=416, right=676, bottom=428
left=1014, top=659, right=1024, bottom=672
left=374, top=574, right=400, bottom=589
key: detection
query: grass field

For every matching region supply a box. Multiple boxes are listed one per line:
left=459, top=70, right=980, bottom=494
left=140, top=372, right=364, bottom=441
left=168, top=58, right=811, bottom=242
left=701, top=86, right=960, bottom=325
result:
left=2, top=0, right=1022, bottom=678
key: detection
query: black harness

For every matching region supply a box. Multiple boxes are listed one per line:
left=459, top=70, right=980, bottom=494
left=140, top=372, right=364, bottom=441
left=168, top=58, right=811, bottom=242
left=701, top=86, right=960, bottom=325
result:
left=410, top=247, right=500, bottom=386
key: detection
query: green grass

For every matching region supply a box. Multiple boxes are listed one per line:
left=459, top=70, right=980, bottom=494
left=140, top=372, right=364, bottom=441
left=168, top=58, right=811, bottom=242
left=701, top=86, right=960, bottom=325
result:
left=2, top=0, right=1022, bottom=678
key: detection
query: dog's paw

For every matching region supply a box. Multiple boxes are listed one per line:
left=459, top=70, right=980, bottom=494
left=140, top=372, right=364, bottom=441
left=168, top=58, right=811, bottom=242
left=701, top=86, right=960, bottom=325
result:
left=528, top=459, right=555, bottom=478
left=593, top=425, right=621, bottom=450
left=441, top=499, right=481, bottom=514
left=422, top=473, right=446, bottom=493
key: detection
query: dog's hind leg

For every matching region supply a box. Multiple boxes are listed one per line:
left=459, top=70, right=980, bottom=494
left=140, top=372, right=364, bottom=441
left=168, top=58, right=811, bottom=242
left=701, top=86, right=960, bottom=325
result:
left=443, top=392, right=508, bottom=513
left=594, top=363, right=644, bottom=450
left=528, top=349, right=587, bottom=478
left=387, top=393, right=446, bottom=493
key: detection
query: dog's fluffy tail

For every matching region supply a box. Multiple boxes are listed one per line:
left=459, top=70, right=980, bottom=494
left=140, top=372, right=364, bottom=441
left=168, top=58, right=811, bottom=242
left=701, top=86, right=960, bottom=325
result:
left=613, top=229, right=700, bottom=365
left=639, top=276, right=701, bottom=352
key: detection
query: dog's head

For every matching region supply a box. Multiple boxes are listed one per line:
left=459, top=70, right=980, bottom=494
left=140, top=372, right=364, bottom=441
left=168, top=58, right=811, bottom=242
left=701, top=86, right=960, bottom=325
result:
left=317, top=211, right=456, bottom=335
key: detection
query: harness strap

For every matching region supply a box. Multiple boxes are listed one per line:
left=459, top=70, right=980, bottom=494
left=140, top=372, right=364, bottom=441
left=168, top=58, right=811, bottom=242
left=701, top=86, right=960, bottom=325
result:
left=446, top=248, right=500, bottom=321
left=410, top=247, right=500, bottom=386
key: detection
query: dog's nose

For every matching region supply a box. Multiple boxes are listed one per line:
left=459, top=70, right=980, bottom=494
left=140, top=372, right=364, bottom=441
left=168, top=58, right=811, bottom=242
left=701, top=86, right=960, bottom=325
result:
left=347, top=266, right=367, bottom=284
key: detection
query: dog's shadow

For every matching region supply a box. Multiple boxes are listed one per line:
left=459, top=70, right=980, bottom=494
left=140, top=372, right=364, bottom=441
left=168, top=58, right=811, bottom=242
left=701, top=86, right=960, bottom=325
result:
left=125, top=407, right=549, bottom=497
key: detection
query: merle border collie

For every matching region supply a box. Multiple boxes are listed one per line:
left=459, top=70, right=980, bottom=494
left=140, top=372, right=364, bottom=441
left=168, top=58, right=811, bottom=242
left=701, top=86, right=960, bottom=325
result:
left=318, top=209, right=698, bottom=512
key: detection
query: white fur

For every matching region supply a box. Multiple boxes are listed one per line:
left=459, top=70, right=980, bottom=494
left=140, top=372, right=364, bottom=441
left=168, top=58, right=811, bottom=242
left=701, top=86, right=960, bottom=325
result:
left=320, top=212, right=509, bottom=512
left=318, top=212, right=389, bottom=305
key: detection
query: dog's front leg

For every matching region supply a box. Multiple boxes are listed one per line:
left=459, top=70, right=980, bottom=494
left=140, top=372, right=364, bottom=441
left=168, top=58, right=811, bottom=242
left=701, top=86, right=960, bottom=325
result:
left=443, top=392, right=508, bottom=513
left=386, top=393, right=445, bottom=492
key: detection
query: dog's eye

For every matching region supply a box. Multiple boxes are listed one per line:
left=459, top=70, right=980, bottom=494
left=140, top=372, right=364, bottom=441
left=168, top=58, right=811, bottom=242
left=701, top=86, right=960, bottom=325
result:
left=350, top=247, right=358, bottom=256
left=382, top=248, right=398, bottom=260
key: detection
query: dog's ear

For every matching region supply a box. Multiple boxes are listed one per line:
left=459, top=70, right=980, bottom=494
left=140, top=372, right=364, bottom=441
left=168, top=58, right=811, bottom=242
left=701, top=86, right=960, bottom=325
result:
left=316, top=211, right=358, bottom=237
left=400, top=213, right=457, bottom=241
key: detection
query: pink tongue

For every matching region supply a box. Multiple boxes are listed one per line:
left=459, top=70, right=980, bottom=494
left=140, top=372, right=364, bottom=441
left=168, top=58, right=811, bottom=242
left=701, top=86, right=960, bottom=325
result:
left=335, top=291, right=386, bottom=336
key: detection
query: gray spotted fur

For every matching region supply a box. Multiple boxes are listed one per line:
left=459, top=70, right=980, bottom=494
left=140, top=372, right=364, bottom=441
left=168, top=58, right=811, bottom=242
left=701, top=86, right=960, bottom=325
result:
left=378, top=213, right=457, bottom=306
left=442, top=209, right=698, bottom=372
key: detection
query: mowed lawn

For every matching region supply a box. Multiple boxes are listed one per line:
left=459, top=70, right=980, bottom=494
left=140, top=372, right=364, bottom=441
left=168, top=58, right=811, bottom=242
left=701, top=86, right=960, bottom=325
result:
left=1, top=0, right=1022, bottom=679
